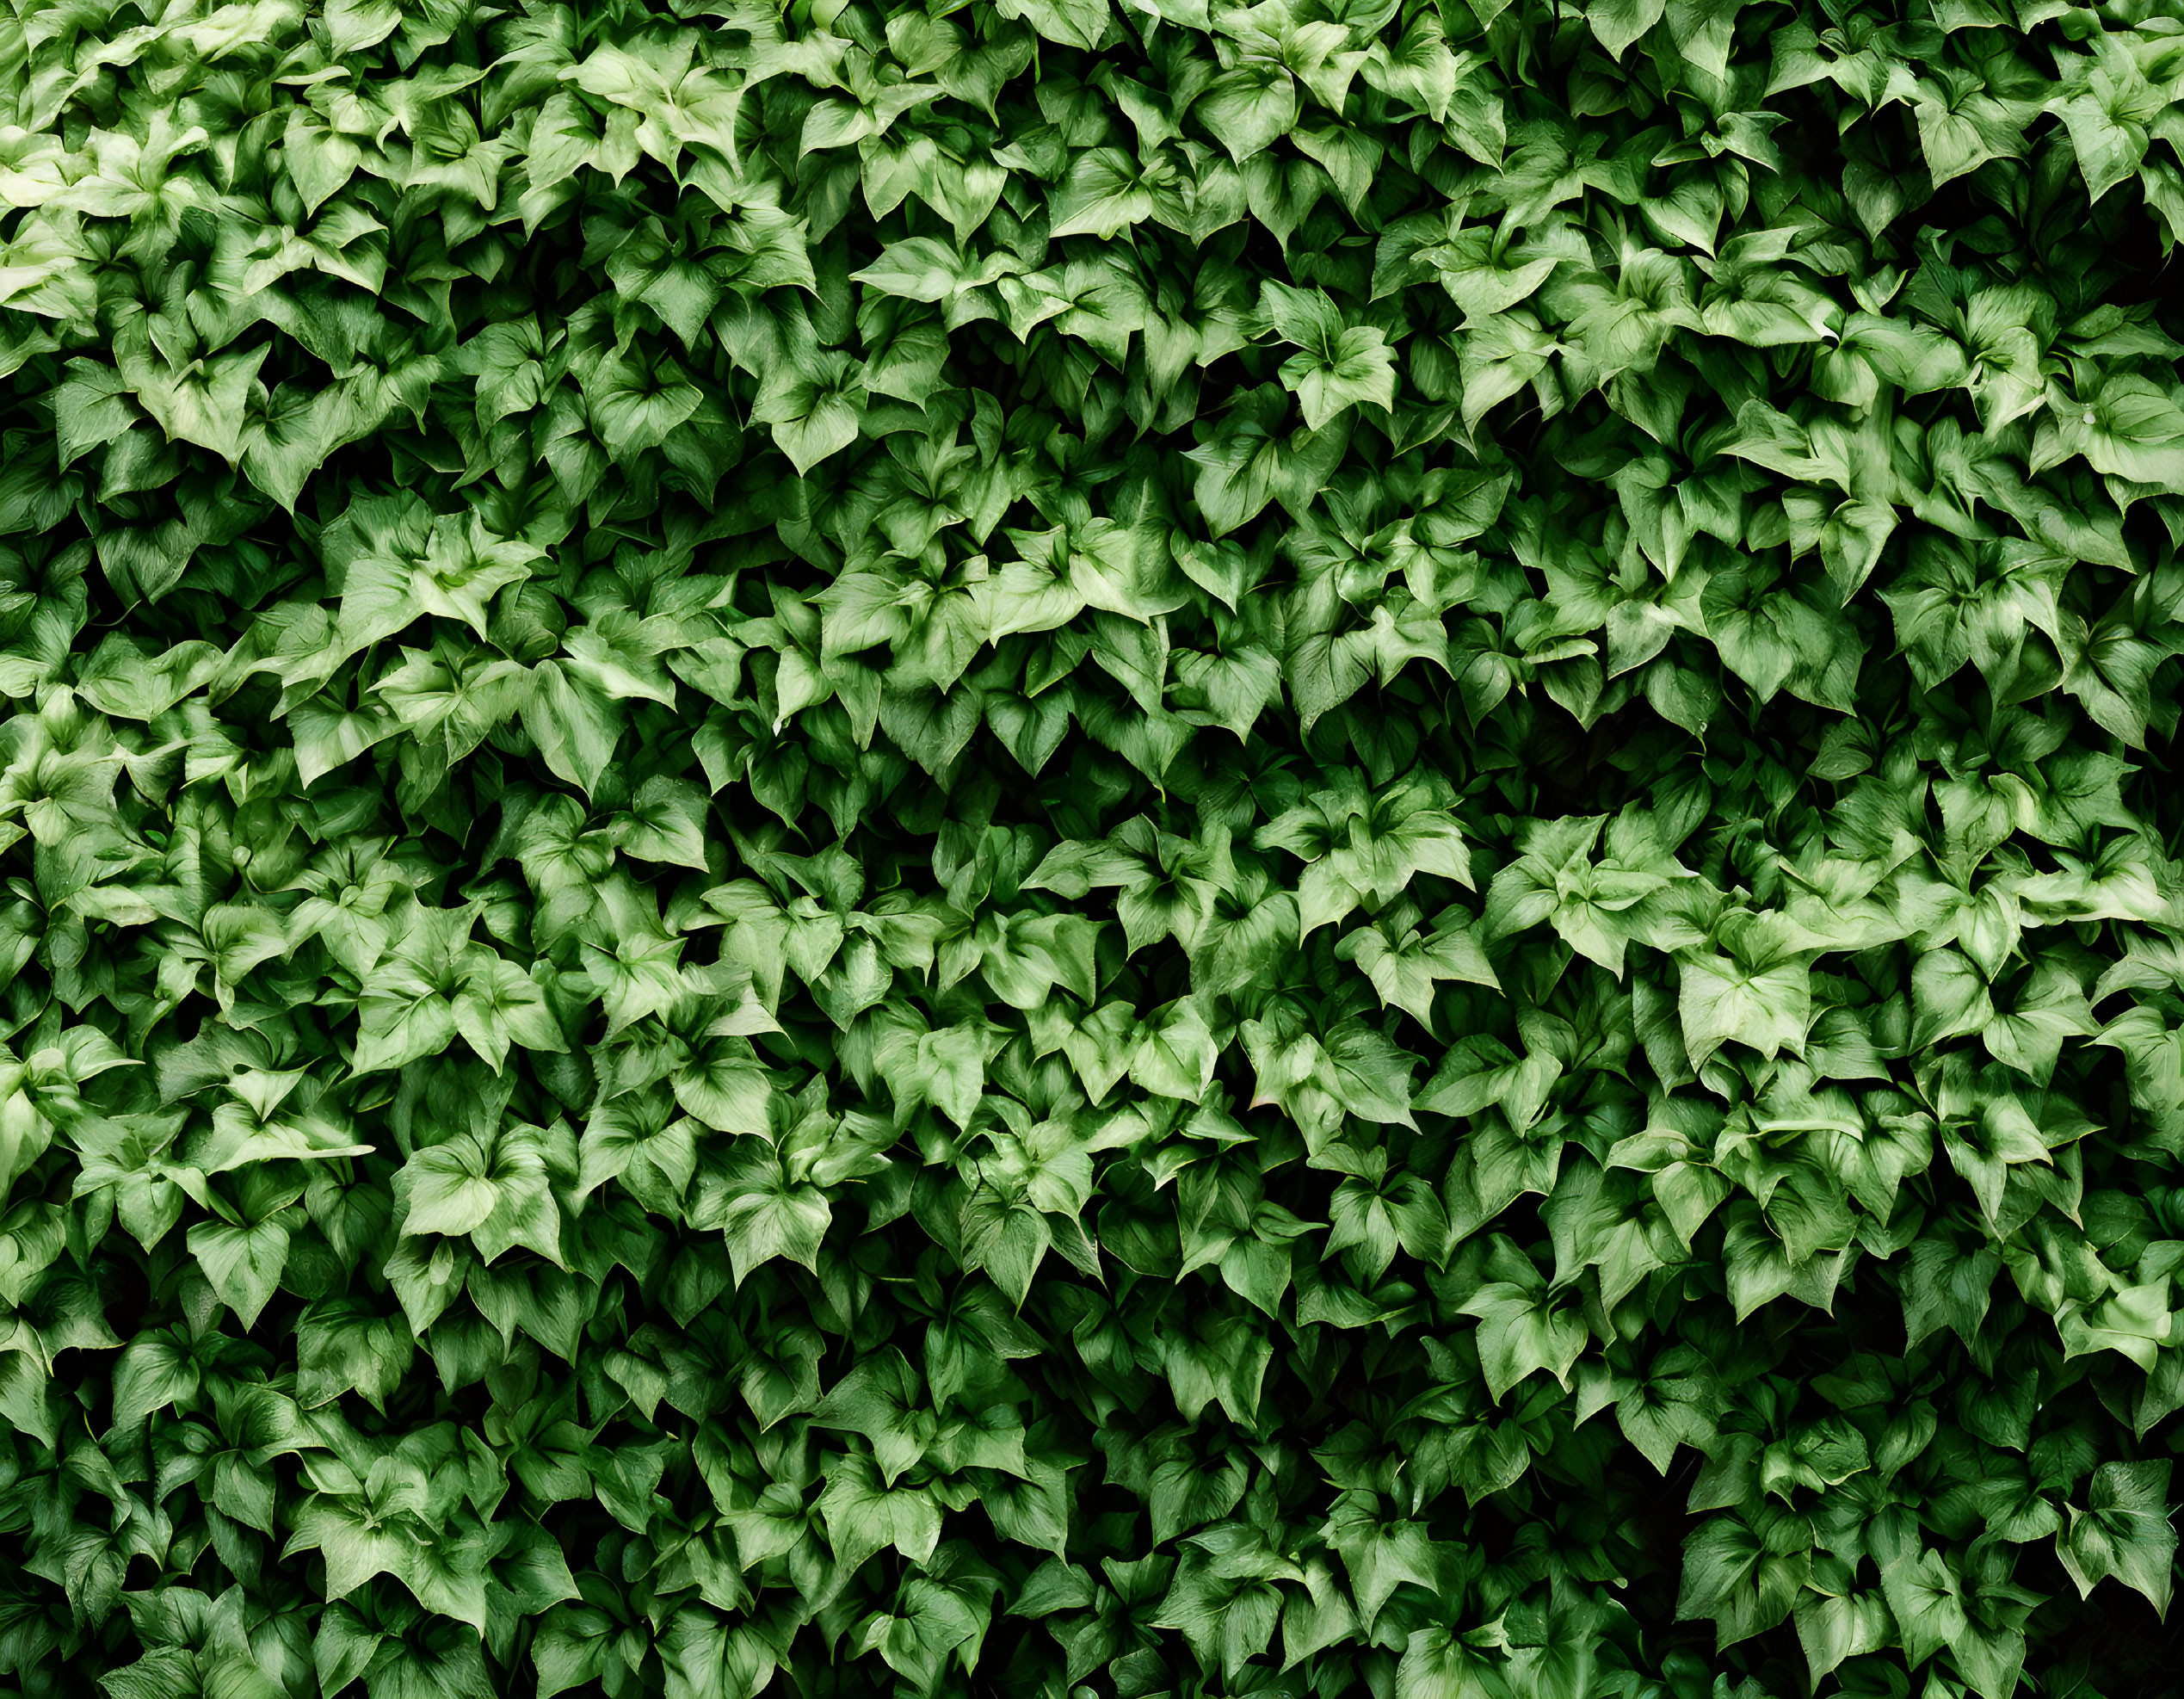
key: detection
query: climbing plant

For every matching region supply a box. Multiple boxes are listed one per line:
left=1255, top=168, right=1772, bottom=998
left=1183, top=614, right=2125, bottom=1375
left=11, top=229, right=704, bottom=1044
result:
left=3, top=0, right=2184, bottom=1696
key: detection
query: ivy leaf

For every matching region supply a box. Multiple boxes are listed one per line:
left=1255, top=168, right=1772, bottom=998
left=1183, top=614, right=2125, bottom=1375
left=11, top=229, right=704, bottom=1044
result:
left=187, top=1213, right=292, bottom=1330
left=819, top=1453, right=943, bottom=1576
left=1459, top=1273, right=1587, bottom=1402
left=700, top=1138, right=830, bottom=1286
left=2059, top=1459, right=2175, bottom=1614
left=1049, top=148, right=1156, bottom=239
left=1677, top=948, right=1811, bottom=1066
left=522, top=660, right=622, bottom=797
left=114, top=332, right=269, bottom=466
left=752, top=347, right=867, bottom=475
left=1588, top=0, right=1668, bottom=57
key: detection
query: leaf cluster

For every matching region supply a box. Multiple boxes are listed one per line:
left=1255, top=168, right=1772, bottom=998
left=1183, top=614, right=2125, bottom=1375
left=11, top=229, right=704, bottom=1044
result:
left=2, top=1, right=2184, bottom=1698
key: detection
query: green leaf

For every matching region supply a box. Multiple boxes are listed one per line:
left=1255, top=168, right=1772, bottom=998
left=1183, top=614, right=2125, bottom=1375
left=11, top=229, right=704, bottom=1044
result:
left=1195, top=65, right=1299, bottom=165
left=1049, top=148, right=1156, bottom=239
left=1460, top=1276, right=1587, bottom=1402
left=1678, top=949, right=1811, bottom=1066
left=1588, top=0, right=1667, bottom=57
left=819, top=1452, right=943, bottom=1575
left=752, top=349, right=867, bottom=475
left=187, top=1214, right=291, bottom=1330
left=522, top=659, right=622, bottom=797
left=1676, top=1513, right=1810, bottom=1648
left=2060, top=1459, right=2175, bottom=1614
left=114, top=333, right=269, bottom=466
left=705, top=1139, right=831, bottom=1285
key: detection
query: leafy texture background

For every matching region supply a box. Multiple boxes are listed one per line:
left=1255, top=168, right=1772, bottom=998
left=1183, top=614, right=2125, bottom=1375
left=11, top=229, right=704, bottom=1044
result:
left=3, top=0, right=2184, bottom=1696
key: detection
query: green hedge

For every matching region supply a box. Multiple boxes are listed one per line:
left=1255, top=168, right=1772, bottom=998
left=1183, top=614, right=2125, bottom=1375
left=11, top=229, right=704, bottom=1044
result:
left=4, top=0, right=2184, bottom=1696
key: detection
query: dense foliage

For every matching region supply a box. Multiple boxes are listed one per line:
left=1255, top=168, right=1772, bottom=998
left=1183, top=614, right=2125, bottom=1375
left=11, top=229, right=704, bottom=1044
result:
left=6, top=0, right=2184, bottom=1696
